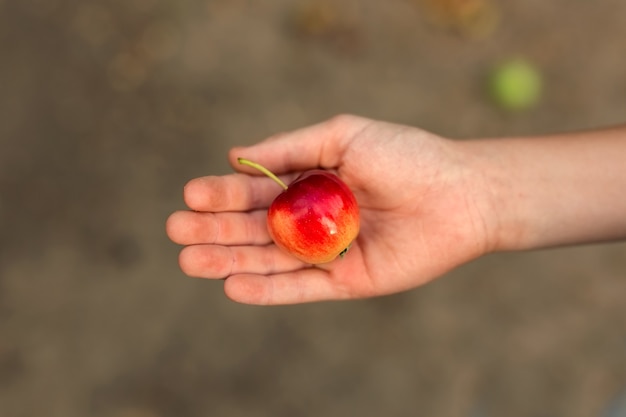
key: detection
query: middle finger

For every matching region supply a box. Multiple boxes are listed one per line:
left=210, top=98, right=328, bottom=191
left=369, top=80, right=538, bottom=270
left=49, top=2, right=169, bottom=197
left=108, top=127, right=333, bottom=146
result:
left=167, top=210, right=271, bottom=246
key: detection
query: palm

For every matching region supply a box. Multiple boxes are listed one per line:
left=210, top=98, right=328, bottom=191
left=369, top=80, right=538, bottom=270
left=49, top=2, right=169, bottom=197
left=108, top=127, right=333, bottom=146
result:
left=310, top=126, right=488, bottom=300
left=321, top=187, right=480, bottom=299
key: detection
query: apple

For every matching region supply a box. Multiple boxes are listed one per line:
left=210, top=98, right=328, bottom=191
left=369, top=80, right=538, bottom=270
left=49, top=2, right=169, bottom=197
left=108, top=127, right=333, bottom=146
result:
left=238, top=158, right=360, bottom=264
left=489, top=58, right=542, bottom=111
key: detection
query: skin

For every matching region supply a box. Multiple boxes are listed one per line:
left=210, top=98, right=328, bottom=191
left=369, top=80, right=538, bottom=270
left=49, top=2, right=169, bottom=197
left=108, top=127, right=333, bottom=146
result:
left=166, top=114, right=626, bottom=305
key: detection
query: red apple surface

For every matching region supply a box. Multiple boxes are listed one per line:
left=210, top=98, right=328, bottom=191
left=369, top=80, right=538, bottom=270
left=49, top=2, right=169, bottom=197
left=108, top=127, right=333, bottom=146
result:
left=238, top=158, right=360, bottom=264
left=267, top=170, right=360, bottom=264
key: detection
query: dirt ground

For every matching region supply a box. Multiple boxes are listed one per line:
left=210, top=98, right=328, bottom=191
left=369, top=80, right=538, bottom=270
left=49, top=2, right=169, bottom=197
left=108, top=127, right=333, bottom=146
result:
left=1, top=1, right=626, bottom=416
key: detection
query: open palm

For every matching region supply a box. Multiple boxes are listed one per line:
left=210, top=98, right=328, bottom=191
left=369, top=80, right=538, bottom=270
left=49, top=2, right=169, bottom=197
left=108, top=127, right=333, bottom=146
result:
left=166, top=115, right=494, bottom=304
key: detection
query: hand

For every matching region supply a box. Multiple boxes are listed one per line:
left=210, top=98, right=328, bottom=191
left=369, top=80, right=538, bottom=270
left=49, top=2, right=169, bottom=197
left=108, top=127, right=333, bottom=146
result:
left=166, top=115, right=496, bottom=304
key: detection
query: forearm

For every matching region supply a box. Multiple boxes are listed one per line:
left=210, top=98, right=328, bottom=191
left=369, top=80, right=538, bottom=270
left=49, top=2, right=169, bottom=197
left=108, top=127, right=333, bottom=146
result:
left=464, top=125, right=626, bottom=251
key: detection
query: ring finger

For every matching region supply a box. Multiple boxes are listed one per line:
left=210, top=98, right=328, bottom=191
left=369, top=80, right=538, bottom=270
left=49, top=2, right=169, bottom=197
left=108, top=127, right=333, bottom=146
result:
left=179, top=244, right=307, bottom=279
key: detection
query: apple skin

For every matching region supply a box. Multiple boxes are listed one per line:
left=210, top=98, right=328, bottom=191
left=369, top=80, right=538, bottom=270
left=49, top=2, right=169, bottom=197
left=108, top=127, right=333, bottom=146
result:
left=267, top=170, right=360, bottom=264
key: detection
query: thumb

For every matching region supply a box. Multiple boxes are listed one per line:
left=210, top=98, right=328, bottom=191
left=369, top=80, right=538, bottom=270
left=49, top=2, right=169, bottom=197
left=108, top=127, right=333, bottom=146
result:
left=228, top=115, right=368, bottom=175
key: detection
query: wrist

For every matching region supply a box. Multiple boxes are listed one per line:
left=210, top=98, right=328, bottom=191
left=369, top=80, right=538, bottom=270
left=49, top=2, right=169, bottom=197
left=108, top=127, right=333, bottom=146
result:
left=457, top=138, right=530, bottom=253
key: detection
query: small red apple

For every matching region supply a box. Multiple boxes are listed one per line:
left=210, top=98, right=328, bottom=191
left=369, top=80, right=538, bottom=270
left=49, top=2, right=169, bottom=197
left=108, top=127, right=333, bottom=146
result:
left=238, top=158, right=360, bottom=264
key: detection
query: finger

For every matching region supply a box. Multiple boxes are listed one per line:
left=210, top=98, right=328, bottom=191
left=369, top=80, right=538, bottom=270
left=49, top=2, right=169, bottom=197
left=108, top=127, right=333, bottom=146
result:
left=166, top=210, right=271, bottom=246
left=178, top=244, right=306, bottom=279
left=183, top=174, right=291, bottom=212
left=229, top=114, right=372, bottom=175
left=223, top=269, right=349, bottom=305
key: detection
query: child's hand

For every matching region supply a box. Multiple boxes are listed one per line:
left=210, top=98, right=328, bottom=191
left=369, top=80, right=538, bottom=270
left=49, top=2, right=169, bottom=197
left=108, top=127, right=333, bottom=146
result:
left=166, top=115, right=497, bottom=304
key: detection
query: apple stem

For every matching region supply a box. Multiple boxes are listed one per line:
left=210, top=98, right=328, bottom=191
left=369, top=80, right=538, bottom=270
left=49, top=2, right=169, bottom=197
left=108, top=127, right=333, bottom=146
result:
left=237, top=158, right=288, bottom=190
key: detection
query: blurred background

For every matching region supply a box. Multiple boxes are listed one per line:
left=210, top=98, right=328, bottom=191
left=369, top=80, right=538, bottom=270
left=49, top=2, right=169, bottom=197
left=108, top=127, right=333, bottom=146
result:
left=1, top=0, right=626, bottom=416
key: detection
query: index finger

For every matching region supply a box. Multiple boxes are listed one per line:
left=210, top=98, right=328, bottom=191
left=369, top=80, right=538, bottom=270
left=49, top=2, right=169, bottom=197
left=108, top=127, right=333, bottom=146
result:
left=184, top=173, right=294, bottom=212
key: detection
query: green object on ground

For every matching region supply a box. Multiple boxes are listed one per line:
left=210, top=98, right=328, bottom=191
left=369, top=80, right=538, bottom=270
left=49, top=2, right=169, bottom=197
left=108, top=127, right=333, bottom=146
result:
left=489, top=58, right=542, bottom=110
